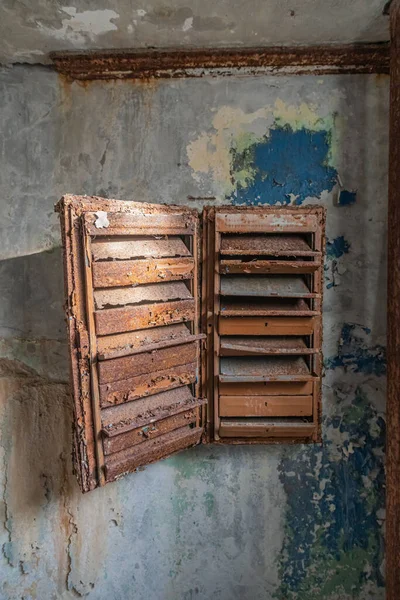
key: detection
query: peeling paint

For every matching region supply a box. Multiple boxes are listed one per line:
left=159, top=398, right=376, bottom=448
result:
left=277, top=386, right=385, bottom=600
left=325, top=323, right=386, bottom=376
left=37, top=7, right=119, bottom=45
left=230, top=126, right=337, bottom=205
left=325, top=236, right=350, bottom=289
left=338, top=189, right=358, bottom=206
left=187, top=100, right=339, bottom=199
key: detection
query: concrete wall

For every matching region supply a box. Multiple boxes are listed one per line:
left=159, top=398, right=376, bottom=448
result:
left=0, top=66, right=388, bottom=599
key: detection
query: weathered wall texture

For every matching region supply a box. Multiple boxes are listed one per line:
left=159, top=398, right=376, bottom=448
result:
left=0, top=0, right=390, bottom=65
left=0, top=66, right=388, bottom=599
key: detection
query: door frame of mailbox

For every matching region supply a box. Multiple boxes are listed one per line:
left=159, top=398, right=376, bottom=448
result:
left=201, top=205, right=325, bottom=445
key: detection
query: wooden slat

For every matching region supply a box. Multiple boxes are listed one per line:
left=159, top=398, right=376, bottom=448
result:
left=219, top=419, right=315, bottom=438
left=94, top=282, right=192, bottom=310
left=219, top=316, right=315, bottom=336
left=103, top=409, right=199, bottom=455
left=101, top=386, right=195, bottom=431
left=216, top=212, right=318, bottom=233
left=95, top=299, right=195, bottom=336
left=219, top=381, right=313, bottom=396
left=220, top=336, right=314, bottom=356
left=220, top=275, right=313, bottom=297
left=92, top=257, right=194, bottom=288
left=220, top=234, right=316, bottom=256
left=220, top=356, right=310, bottom=377
left=97, top=323, right=191, bottom=360
left=220, top=298, right=315, bottom=316
left=98, top=341, right=197, bottom=384
left=220, top=259, right=319, bottom=274
left=85, top=211, right=196, bottom=236
left=99, top=362, right=197, bottom=406
left=220, top=395, right=313, bottom=417
left=105, top=426, right=203, bottom=482
left=92, top=236, right=190, bottom=260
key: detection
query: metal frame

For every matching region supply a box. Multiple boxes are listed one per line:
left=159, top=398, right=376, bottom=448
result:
left=51, top=44, right=389, bottom=80
left=387, top=1, right=400, bottom=598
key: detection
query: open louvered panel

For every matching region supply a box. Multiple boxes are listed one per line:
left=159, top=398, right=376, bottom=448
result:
left=204, top=205, right=325, bottom=444
left=57, top=195, right=205, bottom=491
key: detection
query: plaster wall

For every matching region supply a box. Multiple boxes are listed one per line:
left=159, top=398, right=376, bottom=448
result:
left=0, top=66, right=389, bottom=600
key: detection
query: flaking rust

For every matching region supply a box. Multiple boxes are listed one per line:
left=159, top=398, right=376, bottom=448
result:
left=51, top=44, right=390, bottom=80
left=56, top=195, right=204, bottom=491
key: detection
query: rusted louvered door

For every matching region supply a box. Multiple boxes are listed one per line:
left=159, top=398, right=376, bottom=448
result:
left=204, top=206, right=325, bottom=444
left=57, top=195, right=206, bottom=491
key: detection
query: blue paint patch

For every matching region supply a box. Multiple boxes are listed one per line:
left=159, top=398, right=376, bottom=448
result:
left=325, top=323, right=386, bottom=376
left=276, top=387, right=385, bottom=599
left=326, top=236, right=350, bottom=260
left=230, top=126, right=337, bottom=205
left=338, top=189, right=357, bottom=206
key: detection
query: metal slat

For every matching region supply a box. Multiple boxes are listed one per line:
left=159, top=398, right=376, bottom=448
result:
left=98, top=341, right=197, bottom=384
left=103, top=410, right=199, bottom=455
left=92, top=257, right=195, bottom=288
left=94, top=282, right=192, bottom=310
left=95, top=299, right=196, bottom=336
left=220, top=336, right=314, bottom=356
left=99, top=362, right=197, bottom=406
left=101, top=386, right=194, bottom=431
left=220, top=298, right=315, bottom=316
left=85, top=211, right=196, bottom=236
left=219, top=316, right=315, bottom=336
left=220, top=395, right=313, bottom=417
left=97, top=323, right=192, bottom=360
left=220, top=234, right=316, bottom=256
left=220, top=275, right=313, bottom=297
left=219, top=419, right=316, bottom=438
left=220, top=356, right=310, bottom=377
left=92, top=236, right=190, bottom=260
left=220, top=259, right=319, bottom=274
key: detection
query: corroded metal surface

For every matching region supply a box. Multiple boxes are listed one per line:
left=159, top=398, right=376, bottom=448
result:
left=103, top=409, right=199, bottom=455
left=94, top=282, right=192, bottom=310
left=92, top=257, right=195, bottom=288
left=220, top=395, right=313, bottom=418
left=220, top=298, right=315, bottom=316
left=220, top=356, right=310, bottom=377
left=92, top=236, right=190, bottom=260
left=220, top=275, right=312, bottom=297
left=99, top=362, right=197, bottom=406
left=220, top=259, right=319, bottom=275
left=97, top=324, right=192, bottom=360
left=98, top=341, right=197, bottom=383
left=220, top=336, right=313, bottom=356
left=51, top=44, right=390, bottom=81
left=219, top=316, right=315, bottom=336
left=56, top=194, right=204, bottom=491
left=101, top=386, right=195, bottom=432
left=95, top=299, right=195, bottom=335
left=220, top=234, right=315, bottom=255
left=219, top=419, right=315, bottom=438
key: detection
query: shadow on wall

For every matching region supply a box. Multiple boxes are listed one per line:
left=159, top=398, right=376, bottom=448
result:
left=0, top=247, right=81, bottom=570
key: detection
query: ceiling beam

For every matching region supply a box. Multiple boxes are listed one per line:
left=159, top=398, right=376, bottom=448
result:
left=51, top=44, right=390, bottom=81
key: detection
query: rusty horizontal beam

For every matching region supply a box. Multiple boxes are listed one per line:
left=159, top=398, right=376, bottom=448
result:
left=50, top=44, right=390, bottom=81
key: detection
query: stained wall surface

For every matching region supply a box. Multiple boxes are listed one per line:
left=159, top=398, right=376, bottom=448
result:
left=0, top=66, right=388, bottom=599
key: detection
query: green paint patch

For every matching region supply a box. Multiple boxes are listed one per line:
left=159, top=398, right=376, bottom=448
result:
left=276, top=387, right=385, bottom=600
left=203, top=492, right=215, bottom=517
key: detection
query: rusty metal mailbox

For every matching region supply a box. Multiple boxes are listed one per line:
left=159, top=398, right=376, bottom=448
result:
left=56, top=196, right=325, bottom=492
